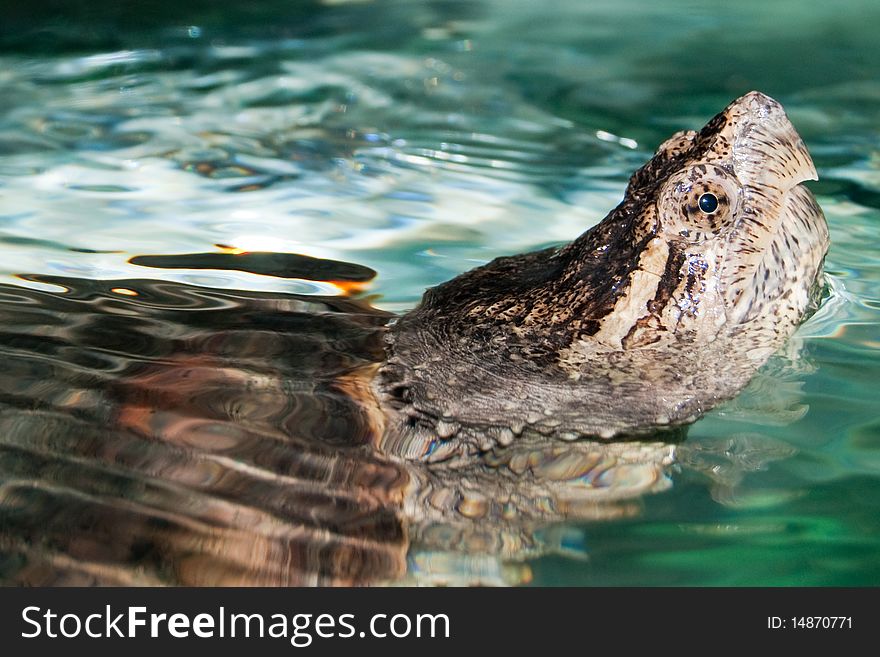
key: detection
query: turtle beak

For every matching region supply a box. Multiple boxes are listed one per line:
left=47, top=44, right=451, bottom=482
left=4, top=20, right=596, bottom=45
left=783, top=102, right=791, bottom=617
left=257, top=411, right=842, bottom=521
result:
left=717, top=92, right=828, bottom=326
left=728, top=91, right=818, bottom=192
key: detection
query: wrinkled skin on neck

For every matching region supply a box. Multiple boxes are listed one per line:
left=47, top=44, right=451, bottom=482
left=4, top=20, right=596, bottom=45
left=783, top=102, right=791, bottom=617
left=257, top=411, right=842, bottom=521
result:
left=378, top=91, right=829, bottom=460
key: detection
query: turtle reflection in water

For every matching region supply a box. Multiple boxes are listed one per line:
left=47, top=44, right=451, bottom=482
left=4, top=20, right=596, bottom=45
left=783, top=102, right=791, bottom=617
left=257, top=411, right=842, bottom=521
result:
left=0, top=92, right=828, bottom=585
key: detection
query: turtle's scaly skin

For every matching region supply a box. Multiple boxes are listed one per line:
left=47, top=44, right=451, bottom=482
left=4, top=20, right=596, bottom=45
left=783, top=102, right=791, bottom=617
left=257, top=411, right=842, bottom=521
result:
left=378, top=92, right=828, bottom=459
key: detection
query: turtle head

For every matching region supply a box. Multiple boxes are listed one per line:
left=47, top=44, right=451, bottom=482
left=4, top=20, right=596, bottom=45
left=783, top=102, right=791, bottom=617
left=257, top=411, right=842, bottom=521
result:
left=602, top=91, right=829, bottom=352
left=380, top=92, right=829, bottom=452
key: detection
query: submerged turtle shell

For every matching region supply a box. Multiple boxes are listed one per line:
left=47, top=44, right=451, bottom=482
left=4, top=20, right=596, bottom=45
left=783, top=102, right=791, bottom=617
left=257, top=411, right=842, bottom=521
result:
left=0, top=276, right=675, bottom=586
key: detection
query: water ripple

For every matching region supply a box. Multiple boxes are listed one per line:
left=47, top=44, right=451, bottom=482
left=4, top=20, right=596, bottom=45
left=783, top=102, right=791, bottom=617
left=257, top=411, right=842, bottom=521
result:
left=0, top=0, right=879, bottom=586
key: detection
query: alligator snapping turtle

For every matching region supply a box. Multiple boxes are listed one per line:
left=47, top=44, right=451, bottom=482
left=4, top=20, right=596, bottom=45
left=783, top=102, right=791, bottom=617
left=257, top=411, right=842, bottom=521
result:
left=0, top=92, right=828, bottom=585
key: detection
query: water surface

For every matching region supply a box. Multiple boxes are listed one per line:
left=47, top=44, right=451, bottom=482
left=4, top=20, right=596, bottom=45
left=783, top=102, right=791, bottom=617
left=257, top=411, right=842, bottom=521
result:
left=0, top=0, right=878, bottom=585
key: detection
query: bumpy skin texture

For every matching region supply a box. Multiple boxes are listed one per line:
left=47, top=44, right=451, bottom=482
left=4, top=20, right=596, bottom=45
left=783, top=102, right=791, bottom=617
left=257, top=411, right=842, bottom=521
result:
left=378, top=92, right=829, bottom=460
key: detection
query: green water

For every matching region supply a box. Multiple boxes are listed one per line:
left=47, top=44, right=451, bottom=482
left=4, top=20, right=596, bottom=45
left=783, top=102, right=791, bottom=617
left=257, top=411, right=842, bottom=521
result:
left=0, top=0, right=878, bottom=585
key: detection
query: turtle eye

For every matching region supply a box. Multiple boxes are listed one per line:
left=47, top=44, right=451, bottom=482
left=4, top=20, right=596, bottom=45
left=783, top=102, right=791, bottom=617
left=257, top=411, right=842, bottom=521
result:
left=698, top=193, right=719, bottom=214
left=663, top=165, right=738, bottom=240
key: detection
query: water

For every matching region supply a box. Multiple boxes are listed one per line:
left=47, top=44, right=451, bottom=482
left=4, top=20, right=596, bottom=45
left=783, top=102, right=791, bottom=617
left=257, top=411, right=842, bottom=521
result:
left=0, top=0, right=878, bottom=585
